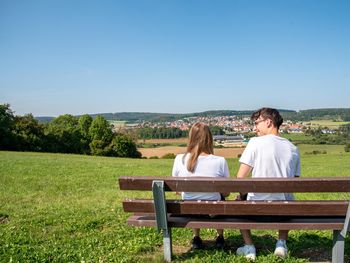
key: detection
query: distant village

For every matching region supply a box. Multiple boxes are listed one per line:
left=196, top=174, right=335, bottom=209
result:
left=111, top=115, right=308, bottom=133
left=110, top=115, right=334, bottom=147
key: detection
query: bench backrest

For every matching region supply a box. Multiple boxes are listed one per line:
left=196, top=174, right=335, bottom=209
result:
left=119, top=176, right=350, bottom=216
left=120, top=176, right=350, bottom=244
left=119, top=176, right=350, bottom=193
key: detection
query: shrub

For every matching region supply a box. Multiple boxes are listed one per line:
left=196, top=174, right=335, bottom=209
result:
left=345, top=143, right=350, bottom=152
left=161, top=153, right=176, bottom=159
left=108, top=134, right=141, bottom=158
left=304, top=150, right=327, bottom=155
left=149, top=156, right=159, bottom=159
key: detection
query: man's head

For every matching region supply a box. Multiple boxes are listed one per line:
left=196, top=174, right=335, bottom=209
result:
left=251, top=108, right=283, bottom=136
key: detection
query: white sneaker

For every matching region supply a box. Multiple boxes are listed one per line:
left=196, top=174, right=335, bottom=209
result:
left=274, top=239, right=288, bottom=259
left=236, top=244, right=256, bottom=261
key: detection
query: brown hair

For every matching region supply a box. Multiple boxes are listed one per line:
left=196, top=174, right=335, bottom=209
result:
left=251, top=107, right=283, bottom=129
left=184, top=123, right=214, bottom=173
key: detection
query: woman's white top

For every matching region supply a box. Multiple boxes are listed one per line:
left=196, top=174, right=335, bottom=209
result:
left=172, top=153, right=230, bottom=200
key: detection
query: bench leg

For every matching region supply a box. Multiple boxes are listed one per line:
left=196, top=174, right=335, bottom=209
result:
left=163, top=228, right=172, bottom=262
left=332, top=230, right=345, bottom=263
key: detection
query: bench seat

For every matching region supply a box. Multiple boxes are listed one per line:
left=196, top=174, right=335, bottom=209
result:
left=127, top=214, right=346, bottom=230
left=119, top=176, right=350, bottom=262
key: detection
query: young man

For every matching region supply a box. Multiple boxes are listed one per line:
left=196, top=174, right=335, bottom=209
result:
left=236, top=108, right=300, bottom=261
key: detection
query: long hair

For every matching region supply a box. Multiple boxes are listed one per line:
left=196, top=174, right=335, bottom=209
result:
left=184, top=123, right=214, bottom=173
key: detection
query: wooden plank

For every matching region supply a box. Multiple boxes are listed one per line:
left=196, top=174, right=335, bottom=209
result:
left=123, top=200, right=349, bottom=216
left=119, top=176, right=350, bottom=193
left=126, top=214, right=345, bottom=230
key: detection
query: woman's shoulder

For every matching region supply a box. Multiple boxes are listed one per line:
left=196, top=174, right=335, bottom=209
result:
left=204, top=154, right=227, bottom=162
left=175, top=153, right=185, bottom=159
left=174, top=153, right=186, bottom=163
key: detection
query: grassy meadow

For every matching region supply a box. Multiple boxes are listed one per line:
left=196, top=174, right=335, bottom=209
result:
left=1, top=149, right=350, bottom=262
left=304, top=120, right=350, bottom=129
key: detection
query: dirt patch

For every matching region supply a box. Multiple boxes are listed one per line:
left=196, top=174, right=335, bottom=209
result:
left=0, top=214, right=9, bottom=224
left=298, top=247, right=331, bottom=263
left=138, top=138, right=188, bottom=144
left=139, top=146, right=244, bottom=158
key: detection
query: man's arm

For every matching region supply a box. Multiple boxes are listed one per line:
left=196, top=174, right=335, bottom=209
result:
left=236, top=163, right=253, bottom=200
left=237, top=163, right=252, bottom=178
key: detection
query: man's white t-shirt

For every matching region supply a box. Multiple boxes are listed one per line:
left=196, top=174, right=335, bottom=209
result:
left=239, top=134, right=300, bottom=201
left=172, top=154, right=230, bottom=200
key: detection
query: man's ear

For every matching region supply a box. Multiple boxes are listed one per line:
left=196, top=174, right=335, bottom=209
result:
left=266, top=118, right=273, bottom=128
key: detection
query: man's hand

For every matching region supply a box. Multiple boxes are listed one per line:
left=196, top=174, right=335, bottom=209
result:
left=235, top=193, right=248, bottom=201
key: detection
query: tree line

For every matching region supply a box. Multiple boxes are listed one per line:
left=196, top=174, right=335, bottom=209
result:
left=282, top=109, right=350, bottom=122
left=137, top=126, right=225, bottom=139
left=0, top=104, right=141, bottom=158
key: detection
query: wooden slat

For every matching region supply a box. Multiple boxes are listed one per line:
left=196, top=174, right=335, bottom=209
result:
left=126, top=214, right=345, bottom=230
left=118, top=176, right=350, bottom=193
left=123, top=199, right=349, bottom=216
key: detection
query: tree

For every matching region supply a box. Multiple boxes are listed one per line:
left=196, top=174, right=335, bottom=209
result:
left=0, top=103, right=16, bottom=150
left=88, top=116, right=113, bottom=155
left=345, top=142, right=350, bottom=152
left=13, top=114, right=45, bottom=151
left=209, top=126, right=225, bottom=135
left=339, top=124, right=350, bottom=135
left=78, top=114, right=93, bottom=154
left=108, top=134, right=141, bottom=158
left=45, top=114, right=83, bottom=153
left=78, top=114, right=93, bottom=137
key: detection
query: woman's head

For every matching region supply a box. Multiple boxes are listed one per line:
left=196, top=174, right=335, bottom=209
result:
left=185, top=123, right=214, bottom=172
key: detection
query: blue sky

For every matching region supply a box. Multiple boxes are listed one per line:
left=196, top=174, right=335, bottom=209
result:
left=1, top=0, right=349, bottom=117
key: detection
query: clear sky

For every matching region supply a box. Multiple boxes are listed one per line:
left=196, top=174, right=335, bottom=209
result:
left=1, top=0, right=349, bottom=117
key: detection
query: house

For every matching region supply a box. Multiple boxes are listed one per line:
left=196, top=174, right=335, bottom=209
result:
left=213, top=135, right=245, bottom=147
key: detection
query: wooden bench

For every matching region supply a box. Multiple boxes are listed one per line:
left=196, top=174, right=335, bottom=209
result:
left=119, top=176, right=350, bottom=262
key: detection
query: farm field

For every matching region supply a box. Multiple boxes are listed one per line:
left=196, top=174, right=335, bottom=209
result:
left=1, top=150, right=350, bottom=262
left=139, top=138, right=188, bottom=144
left=282, top=133, right=313, bottom=142
left=139, top=143, right=346, bottom=158
left=139, top=146, right=245, bottom=158
left=304, top=120, right=350, bottom=129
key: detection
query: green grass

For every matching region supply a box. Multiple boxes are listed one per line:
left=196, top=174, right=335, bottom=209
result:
left=1, top=150, right=350, bottom=262
left=281, top=133, right=312, bottom=142
left=138, top=142, right=187, bottom=148
left=304, top=120, right=350, bottom=128
left=298, top=144, right=346, bottom=155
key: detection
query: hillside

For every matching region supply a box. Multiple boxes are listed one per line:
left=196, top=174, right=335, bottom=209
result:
left=35, top=108, right=350, bottom=123
left=1, top=151, right=350, bottom=262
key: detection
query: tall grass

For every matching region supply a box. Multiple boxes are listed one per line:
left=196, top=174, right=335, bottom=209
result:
left=1, top=150, right=350, bottom=262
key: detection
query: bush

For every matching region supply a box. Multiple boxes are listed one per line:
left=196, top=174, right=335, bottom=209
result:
left=149, top=156, right=159, bottom=159
left=161, top=153, right=176, bottom=159
left=345, top=143, right=350, bottom=152
left=304, top=150, right=327, bottom=155
left=108, top=134, right=141, bottom=158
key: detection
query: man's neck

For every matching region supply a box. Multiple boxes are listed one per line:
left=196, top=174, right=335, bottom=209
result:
left=266, top=127, right=279, bottom=136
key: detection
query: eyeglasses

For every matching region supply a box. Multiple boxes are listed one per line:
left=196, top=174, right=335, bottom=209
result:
left=253, top=119, right=266, bottom=126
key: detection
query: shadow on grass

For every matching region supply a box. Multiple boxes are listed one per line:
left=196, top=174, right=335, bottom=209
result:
left=0, top=213, right=9, bottom=224
left=171, top=232, right=350, bottom=262
left=289, top=233, right=349, bottom=262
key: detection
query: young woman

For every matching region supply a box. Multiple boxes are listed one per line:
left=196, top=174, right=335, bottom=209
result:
left=172, top=123, right=230, bottom=249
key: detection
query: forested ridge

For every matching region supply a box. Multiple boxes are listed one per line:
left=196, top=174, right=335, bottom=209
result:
left=36, top=108, right=350, bottom=123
